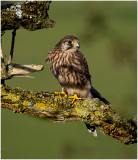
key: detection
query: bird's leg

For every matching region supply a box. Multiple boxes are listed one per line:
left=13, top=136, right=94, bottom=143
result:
left=68, top=94, right=82, bottom=104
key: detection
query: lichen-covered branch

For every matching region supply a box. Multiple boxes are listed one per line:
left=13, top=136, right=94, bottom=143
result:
left=1, top=84, right=137, bottom=145
left=1, top=1, right=55, bottom=31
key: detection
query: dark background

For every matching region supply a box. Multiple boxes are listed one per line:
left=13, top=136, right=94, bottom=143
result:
left=1, top=1, right=137, bottom=159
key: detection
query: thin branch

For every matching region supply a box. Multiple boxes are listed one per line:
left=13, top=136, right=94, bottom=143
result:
left=8, top=29, right=16, bottom=64
left=1, top=84, right=137, bottom=145
left=1, top=48, right=5, bottom=65
left=1, top=48, right=8, bottom=82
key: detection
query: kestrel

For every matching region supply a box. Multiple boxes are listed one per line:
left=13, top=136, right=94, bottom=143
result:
left=46, top=35, right=110, bottom=136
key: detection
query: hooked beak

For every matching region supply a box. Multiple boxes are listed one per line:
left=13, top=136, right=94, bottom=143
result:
left=74, top=42, right=80, bottom=48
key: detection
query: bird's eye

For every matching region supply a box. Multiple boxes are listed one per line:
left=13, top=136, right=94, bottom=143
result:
left=68, top=41, right=73, bottom=45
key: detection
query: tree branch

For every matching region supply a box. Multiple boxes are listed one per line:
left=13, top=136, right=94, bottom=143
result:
left=1, top=1, right=54, bottom=82
left=1, top=84, right=137, bottom=145
left=1, top=1, right=55, bottom=31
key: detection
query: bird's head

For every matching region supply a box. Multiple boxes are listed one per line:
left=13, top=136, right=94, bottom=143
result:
left=56, top=35, right=80, bottom=52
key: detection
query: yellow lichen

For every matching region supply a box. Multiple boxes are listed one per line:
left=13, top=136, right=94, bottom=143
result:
left=111, top=123, right=116, bottom=130
left=108, top=111, right=111, bottom=116
left=13, top=104, right=19, bottom=108
left=36, top=103, right=47, bottom=110
left=64, top=112, right=70, bottom=116
left=15, top=87, right=22, bottom=90
left=47, top=113, right=54, bottom=117
left=3, top=93, right=20, bottom=102
left=12, top=103, right=26, bottom=112
left=95, top=111, right=101, bottom=116
left=23, top=100, right=30, bottom=106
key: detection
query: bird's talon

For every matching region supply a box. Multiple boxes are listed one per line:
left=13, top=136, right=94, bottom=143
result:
left=69, top=94, right=82, bottom=104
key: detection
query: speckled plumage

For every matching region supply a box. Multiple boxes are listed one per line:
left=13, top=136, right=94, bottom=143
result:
left=46, top=35, right=110, bottom=136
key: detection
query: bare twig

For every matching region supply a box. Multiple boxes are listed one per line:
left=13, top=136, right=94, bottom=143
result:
left=10, top=63, right=44, bottom=75
left=8, top=29, right=16, bottom=64
left=1, top=62, right=43, bottom=80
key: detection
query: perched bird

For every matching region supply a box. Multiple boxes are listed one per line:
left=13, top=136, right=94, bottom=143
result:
left=46, top=35, right=110, bottom=136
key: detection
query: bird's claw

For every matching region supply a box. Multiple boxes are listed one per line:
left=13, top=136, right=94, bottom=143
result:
left=53, top=92, right=81, bottom=103
left=68, top=94, right=82, bottom=104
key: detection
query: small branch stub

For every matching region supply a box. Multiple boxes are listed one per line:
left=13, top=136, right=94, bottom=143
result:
left=1, top=63, right=44, bottom=80
left=10, top=63, right=44, bottom=75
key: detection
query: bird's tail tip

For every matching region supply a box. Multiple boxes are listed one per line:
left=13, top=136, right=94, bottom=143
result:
left=85, top=123, right=97, bottom=137
left=88, top=128, right=97, bottom=137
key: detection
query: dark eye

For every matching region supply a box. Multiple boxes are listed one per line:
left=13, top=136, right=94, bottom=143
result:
left=68, top=41, right=72, bottom=45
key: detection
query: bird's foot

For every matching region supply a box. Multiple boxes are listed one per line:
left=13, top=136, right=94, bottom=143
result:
left=68, top=94, right=82, bottom=104
left=53, top=91, right=67, bottom=97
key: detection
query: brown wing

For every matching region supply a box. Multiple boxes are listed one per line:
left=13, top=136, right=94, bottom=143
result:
left=70, top=50, right=92, bottom=83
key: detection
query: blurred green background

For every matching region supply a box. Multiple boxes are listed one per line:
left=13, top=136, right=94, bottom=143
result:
left=1, top=1, right=137, bottom=159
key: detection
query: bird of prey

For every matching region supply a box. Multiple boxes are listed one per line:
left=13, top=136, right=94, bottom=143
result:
left=46, top=35, right=110, bottom=136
